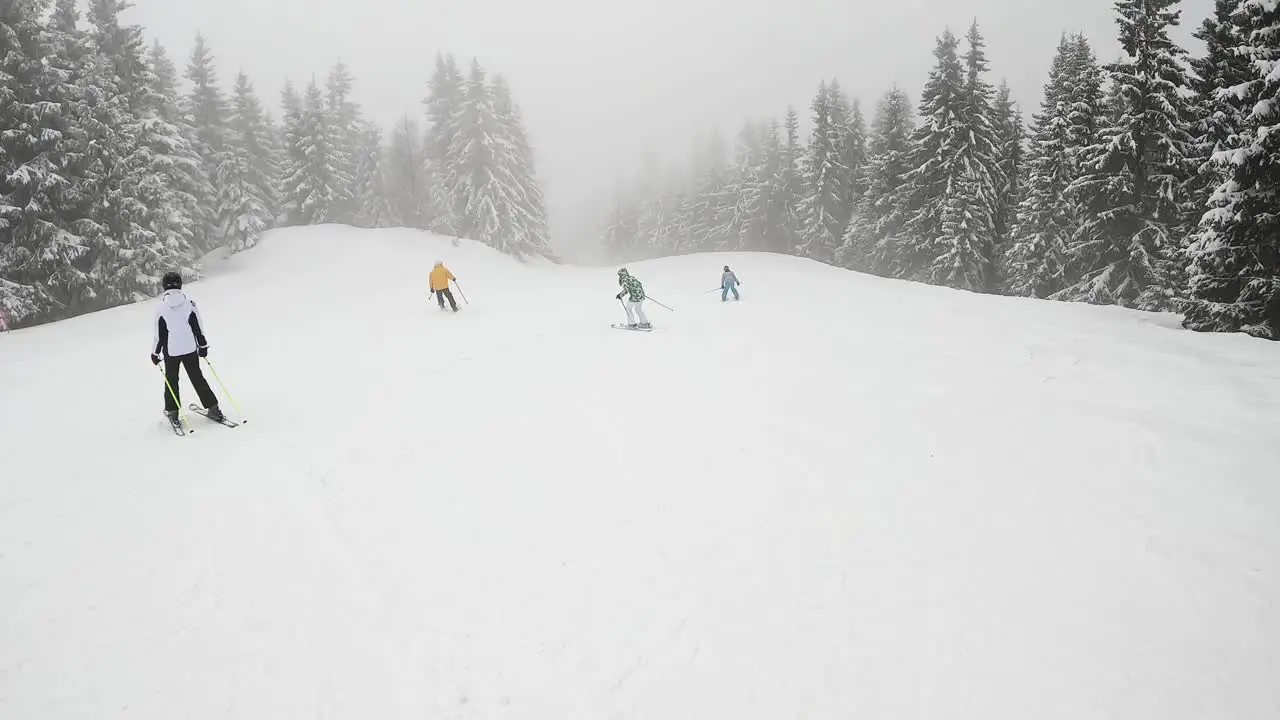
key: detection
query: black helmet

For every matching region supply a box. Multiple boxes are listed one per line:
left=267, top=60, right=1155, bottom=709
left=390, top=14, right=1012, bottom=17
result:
left=724, top=265, right=730, bottom=272
left=161, top=271, right=182, bottom=290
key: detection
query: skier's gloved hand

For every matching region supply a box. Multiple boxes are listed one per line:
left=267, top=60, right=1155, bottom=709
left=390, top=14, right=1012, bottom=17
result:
left=150, top=353, right=160, bottom=366
left=616, top=292, right=623, bottom=300
left=198, top=344, right=208, bottom=358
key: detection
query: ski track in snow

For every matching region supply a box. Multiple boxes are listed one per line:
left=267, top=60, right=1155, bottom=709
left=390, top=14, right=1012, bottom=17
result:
left=1, top=226, right=1279, bottom=719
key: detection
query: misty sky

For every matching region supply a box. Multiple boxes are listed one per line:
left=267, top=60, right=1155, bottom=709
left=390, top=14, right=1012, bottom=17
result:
left=124, top=0, right=1215, bottom=260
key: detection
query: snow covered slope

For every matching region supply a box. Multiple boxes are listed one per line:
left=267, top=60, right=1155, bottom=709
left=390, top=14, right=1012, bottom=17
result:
left=2, top=225, right=1278, bottom=719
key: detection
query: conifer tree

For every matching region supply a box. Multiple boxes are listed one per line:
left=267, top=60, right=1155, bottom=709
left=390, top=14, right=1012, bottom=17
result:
left=841, top=99, right=869, bottom=214
left=954, top=20, right=1005, bottom=289
left=43, top=0, right=105, bottom=308
left=747, top=117, right=795, bottom=254
left=49, top=0, right=86, bottom=64
left=630, top=155, right=686, bottom=258
left=278, top=81, right=305, bottom=225
left=77, top=1, right=143, bottom=291
left=281, top=81, right=348, bottom=225
left=258, top=108, right=285, bottom=223
left=719, top=121, right=769, bottom=251
left=776, top=106, right=804, bottom=253
left=1005, top=36, right=1078, bottom=298
left=755, top=120, right=790, bottom=252
left=1184, top=0, right=1280, bottom=337
left=680, top=127, right=731, bottom=252
left=86, top=0, right=198, bottom=302
left=826, top=80, right=855, bottom=231
left=1186, top=0, right=1253, bottom=221
left=0, top=0, right=88, bottom=323
left=150, top=40, right=213, bottom=252
left=351, top=123, right=394, bottom=228
left=185, top=35, right=227, bottom=157
left=894, top=29, right=970, bottom=280
left=1065, top=34, right=1105, bottom=154
left=668, top=194, right=698, bottom=256
left=932, top=174, right=991, bottom=289
left=183, top=35, right=229, bottom=249
left=837, top=86, right=914, bottom=274
left=492, top=75, right=553, bottom=258
left=385, top=116, right=428, bottom=227
left=87, top=0, right=147, bottom=96
left=796, top=81, right=846, bottom=262
left=1058, top=0, right=1196, bottom=309
left=444, top=60, right=513, bottom=251
left=217, top=73, right=279, bottom=250
left=424, top=53, right=464, bottom=235
left=1006, top=33, right=1105, bottom=296
left=324, top=62, right=360, bottom=223
left=991, top=80, right=1024, bottom=249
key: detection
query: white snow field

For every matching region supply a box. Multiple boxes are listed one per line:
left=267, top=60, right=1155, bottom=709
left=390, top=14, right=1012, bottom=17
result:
left=2, top=226, right=1279, bottom=719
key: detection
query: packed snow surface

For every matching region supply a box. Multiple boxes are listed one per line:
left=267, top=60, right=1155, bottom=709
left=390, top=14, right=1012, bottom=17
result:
left=2, top=226, right=1278, bottom=719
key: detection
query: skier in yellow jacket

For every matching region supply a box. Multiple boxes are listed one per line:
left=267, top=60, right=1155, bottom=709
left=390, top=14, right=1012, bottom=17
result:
left=429, top=261, right=458, bottom=311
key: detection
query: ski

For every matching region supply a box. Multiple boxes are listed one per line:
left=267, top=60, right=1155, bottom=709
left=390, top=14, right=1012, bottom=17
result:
left=189, top=404, right=239, bottom=428
left=165, top=413, right=189, bottom=435
left=611, top=324, right=653, bottom=331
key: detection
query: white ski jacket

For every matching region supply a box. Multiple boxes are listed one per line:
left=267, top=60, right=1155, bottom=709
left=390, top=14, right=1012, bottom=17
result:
left=152, top=289, right=208, bottom=358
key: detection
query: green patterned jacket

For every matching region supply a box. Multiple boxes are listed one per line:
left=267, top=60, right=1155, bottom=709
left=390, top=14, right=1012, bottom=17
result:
left=618, top=273, right=644, bottom=301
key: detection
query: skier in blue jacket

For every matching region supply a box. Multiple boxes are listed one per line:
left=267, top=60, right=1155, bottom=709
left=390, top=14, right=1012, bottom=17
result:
left=721, top=265, right=740, bottom=301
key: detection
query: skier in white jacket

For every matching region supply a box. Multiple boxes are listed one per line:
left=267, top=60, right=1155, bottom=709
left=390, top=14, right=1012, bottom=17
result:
left=150, top=271, right=223, bottom=423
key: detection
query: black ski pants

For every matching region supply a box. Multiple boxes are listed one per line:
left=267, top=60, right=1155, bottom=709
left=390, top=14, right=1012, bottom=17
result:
left=163, top=352, right=218, bottom=412
left=435, top=287, right=458, bottom=311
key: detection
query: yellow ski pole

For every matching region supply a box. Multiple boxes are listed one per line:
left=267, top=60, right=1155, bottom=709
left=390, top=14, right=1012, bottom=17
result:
left=158, top=363, right=193, bottom=432
left=202, top=357, right=245, bottom=422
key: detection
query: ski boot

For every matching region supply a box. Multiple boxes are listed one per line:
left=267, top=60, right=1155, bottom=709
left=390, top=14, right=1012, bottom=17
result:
left=165, top=409, right=180, bottom=424
left=639, top=322, right=652, bottom=329
left=205, top=404, right=225, bottom=423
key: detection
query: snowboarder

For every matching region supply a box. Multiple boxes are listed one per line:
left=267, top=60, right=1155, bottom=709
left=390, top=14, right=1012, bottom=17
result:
left=150, top=271, right=223, bottom=424
left=721, top=265, right=740, bottom=301
left=615, top=268, right=650, bottom=328
left=430, top=261, right=458, bottom=312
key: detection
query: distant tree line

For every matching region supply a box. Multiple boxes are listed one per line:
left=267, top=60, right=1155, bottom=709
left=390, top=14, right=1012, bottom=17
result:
left=0, top=0, right=552, bottom=328
left=604, top=0, right=1280, bottom=340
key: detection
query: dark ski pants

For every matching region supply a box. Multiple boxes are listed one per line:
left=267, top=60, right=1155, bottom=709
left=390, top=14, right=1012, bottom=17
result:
left=163, top=352, right=218, bottom=412
left=435, top=287, right=458, bottom=311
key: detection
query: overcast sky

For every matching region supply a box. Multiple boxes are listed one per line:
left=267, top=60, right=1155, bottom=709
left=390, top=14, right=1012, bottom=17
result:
left=123, top=0, right=1215, bottom=260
